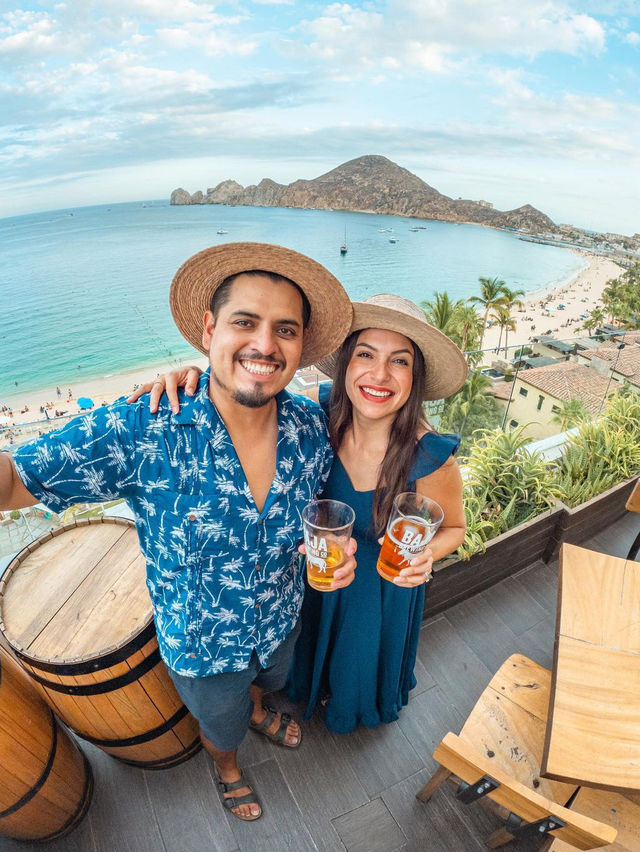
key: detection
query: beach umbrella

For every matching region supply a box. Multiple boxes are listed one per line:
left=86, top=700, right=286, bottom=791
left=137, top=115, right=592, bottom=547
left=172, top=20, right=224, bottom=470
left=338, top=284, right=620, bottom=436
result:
left=77, top=397, right=94, bottom=410
left=0, top=415, right=12, bottom=425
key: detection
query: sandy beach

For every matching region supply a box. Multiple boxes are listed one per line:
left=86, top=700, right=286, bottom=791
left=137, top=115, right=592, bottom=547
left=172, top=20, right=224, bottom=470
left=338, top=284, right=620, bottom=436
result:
left=0, top=357, right=209, bottom=432
left=0, top=251, right=625, bottom=441
left=480, top=252, right=623, bottom=355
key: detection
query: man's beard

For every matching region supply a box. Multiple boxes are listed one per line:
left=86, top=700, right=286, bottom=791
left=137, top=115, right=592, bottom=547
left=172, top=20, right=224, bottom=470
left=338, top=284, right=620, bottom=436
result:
left=232, top=387, right=274, bottom=408
left=210, top=369, right=276, bottom=409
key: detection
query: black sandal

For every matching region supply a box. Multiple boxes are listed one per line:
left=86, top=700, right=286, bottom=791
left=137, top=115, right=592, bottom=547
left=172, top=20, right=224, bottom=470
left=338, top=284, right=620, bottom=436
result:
left=249, top=704, right=303, bottom=748
left=213, top=765, right=262, bottom=821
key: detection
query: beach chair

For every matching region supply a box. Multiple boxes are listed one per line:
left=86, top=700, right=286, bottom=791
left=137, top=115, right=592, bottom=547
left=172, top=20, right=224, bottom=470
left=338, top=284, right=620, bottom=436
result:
left=416, top=654, right=617, bottom=849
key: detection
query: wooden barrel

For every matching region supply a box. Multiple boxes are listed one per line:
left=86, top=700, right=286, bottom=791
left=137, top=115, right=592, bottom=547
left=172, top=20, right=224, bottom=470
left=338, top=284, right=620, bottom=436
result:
left=0, top=518, right=201, bottom=769
left=0, top=645, right=92, bottom=842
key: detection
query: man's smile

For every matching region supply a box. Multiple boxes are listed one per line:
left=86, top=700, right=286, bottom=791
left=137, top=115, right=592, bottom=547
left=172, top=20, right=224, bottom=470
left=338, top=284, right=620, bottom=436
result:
left=239, top=359, right=279, bottom=376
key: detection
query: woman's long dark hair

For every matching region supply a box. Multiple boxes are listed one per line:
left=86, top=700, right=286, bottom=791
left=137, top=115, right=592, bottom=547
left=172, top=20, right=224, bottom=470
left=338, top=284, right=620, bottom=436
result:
left=328, top=330, right=428, bottom=535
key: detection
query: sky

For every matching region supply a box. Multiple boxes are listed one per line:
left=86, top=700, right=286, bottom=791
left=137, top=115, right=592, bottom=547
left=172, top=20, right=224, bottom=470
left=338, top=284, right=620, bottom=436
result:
left=1, top=1, right=639, bottom=234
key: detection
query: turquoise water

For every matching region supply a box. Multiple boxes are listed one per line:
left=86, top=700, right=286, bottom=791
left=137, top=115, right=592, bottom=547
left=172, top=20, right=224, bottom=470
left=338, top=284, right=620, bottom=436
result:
left=0, top=201, right=587, bottom=398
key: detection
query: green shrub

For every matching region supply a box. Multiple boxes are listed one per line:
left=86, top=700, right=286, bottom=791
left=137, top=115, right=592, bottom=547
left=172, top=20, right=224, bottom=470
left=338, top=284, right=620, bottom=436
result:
left=455, top=389, right=640, bottom=561
left=554, top=395, right=640, bottom=508
left=457, top=426, right=560, bottom=560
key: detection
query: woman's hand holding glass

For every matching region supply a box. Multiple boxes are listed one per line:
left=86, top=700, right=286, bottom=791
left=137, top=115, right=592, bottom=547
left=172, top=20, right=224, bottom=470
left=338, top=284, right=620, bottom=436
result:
left=376, top=492, right=443, bottom=588
left=391, top=544, right=434, bottom=588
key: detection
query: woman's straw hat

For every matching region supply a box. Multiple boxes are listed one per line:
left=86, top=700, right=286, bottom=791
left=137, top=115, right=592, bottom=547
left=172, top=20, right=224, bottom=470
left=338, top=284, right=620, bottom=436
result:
left=170, top=242, right=353, bottom=368
left=317, top=294, right=469, bottom=400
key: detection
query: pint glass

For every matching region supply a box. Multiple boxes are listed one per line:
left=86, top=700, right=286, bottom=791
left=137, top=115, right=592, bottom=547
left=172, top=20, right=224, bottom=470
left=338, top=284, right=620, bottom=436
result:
left=302, top=500, right=355, bottom=592
left=376, top=493, right=443, bottom=583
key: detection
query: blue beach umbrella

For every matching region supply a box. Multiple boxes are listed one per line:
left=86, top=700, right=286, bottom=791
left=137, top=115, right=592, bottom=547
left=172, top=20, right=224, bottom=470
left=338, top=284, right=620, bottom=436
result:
left=77, top=397, right=94, bottom=410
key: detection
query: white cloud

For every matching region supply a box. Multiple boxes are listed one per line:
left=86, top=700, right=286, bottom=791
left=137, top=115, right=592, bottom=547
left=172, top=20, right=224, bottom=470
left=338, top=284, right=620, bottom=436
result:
left=297, top=1, right=606, bottom=75
left=625, top=31, right=640, bottom=45
left=89, top=0, right=215, bottom=22
left=156, top=20, right=257, bottom=56
left=0, top=10, right=78, bottom=59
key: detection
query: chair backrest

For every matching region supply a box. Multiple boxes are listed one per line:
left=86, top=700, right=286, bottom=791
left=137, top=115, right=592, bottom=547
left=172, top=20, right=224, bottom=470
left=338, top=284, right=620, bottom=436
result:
left=434, top=733, right=617, bottom=850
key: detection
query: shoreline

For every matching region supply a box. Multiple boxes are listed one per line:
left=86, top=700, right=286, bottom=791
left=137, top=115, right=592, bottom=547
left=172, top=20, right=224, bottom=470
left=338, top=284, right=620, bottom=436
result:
left=0, top=252, right=625, bottom=435
left=0, top=356, right=209, bottom=431
left=479, top=251, right=623, bottom=355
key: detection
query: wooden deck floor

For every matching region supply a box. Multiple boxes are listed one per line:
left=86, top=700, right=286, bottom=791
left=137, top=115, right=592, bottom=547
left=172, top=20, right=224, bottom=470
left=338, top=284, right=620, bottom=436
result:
left=2, top=512, right=638, bottom=852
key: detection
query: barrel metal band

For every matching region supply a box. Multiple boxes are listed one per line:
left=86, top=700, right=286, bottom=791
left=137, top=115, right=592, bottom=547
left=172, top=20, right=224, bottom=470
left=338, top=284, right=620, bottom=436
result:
left=76, top=703, right=190, bottom=747
left=11, top=620, right=156, bottom=675
left=120, top=735, right=202, bottom=768
left=35, top=749, right=94, bottom=843
left=28, top=649, right=161, bottom=695
left=0, top=710, right=57, bottom=819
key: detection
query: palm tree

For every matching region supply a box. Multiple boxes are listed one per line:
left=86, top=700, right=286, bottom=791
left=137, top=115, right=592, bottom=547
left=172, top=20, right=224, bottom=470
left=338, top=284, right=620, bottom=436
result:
left=500, top=285, right=525, bottom=315
left=552, top=399, right=589, bottom=431
left=449, top=304, right=484, bottom=356
left=468, top=276, right=507, bottom=349
left=441, top=370, right=498, bottom=438
left=422, top=293, right=483, bottom=357
left=490, top=305, right=517, bottom=356
left=421, top=291, right=460, bottom=333
left=582, top=307, right=606, bottom=335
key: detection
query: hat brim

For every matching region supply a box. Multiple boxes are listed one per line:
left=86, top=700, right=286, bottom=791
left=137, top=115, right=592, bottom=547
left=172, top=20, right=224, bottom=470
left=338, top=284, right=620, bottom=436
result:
left=170, top=242, right=353, bottom=368
left=316, top=302, right=469, bottom=400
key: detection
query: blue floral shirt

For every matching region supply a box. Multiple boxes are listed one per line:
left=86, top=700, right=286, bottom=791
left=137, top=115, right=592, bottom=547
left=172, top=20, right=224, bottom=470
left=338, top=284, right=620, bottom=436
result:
left=12, top=371, right=333, bottom=677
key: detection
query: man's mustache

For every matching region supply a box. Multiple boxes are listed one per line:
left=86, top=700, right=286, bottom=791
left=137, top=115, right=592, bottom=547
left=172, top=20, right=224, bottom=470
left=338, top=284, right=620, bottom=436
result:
left=234, top=350, right=285, bottom=368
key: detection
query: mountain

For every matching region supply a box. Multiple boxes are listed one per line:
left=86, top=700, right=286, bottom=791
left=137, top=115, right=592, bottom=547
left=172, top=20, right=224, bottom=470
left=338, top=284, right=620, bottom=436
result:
left=170, top=154, right=556, bottom=234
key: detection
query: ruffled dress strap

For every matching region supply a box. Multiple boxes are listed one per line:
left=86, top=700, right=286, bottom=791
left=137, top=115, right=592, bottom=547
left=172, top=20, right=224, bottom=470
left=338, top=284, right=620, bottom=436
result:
left=409, top=431, right=461, bottom=482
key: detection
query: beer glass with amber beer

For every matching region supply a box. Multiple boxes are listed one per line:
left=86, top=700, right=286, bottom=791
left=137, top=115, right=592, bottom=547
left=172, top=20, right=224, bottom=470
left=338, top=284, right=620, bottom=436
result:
left=377, top=493, right=443, bottom=583
left=302, top=500, right=355, bottom=592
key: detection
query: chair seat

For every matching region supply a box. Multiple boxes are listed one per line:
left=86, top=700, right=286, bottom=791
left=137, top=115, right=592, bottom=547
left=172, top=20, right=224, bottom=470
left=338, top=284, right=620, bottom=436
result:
left=459, top=653, right=575, bottom=805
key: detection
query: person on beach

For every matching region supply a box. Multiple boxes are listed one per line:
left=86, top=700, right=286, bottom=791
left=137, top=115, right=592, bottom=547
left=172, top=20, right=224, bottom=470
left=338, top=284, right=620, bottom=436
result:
left=139, top=294, right=467, bottom=735
left=0, top=242, right=358, bottom=822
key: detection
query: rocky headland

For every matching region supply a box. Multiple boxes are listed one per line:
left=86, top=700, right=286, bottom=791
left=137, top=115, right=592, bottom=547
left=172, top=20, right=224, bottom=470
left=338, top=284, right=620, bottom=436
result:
left=171, top=154, right=639, bottom=253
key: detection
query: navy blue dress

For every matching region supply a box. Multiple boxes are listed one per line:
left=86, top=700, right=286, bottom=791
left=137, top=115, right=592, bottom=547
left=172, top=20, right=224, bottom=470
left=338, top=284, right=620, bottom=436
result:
left=288, top=386, right=460, bottom=734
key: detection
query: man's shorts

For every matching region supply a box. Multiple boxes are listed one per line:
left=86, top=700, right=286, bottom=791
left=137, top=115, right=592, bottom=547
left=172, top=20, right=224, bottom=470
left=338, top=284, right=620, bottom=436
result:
left=168, top=620, right=301, bottom=752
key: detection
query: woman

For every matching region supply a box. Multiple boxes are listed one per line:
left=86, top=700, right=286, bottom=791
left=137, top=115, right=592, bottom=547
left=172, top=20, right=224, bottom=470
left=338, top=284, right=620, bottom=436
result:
left=133, top=294, right=467, bottom=734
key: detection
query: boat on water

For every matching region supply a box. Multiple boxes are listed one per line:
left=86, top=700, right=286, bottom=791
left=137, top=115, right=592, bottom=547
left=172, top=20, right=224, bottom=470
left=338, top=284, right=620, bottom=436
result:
left=216, top=229, right=228, bottom=234
left=389, top=237, right=398, bottom=244
left=377, top=228, right=391, bottom=233
left=409, top=227, right=420, bottom=232
left=340, top=226, right=348, bottom=254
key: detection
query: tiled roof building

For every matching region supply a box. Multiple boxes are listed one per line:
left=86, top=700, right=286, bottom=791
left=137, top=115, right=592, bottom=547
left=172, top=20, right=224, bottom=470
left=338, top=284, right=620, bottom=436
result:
left=579, top=344, right=640, bottom=386
left=517, top=361, right=613, bottom=416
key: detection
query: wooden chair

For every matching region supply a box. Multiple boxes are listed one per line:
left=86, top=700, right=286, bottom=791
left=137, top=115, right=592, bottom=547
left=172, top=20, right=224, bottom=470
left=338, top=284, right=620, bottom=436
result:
left=545, top=787, right=640, bottom=851
left=625, top=478, right=640, bottom=561
left=416, top=654, right=617, bottom=849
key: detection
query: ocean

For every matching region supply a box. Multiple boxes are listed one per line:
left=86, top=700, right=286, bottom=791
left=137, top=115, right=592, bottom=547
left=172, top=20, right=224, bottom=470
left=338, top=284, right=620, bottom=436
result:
left=0, top=201, right=587, bottom=399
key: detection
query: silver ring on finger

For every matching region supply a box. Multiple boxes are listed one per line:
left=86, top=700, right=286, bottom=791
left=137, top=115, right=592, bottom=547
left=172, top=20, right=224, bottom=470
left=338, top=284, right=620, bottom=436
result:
left=424, top=571, right=432, bottom=583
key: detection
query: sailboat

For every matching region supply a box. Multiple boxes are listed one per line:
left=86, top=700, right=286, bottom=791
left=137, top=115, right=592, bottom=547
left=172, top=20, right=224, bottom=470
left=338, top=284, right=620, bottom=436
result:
left=340, top=227, right=348, bottom=254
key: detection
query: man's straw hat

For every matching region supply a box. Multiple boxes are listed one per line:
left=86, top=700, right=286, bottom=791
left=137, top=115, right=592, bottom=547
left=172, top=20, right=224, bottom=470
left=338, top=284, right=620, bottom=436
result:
left=317, top=294, right=469, bottom=400
left=170, top=242, right=352, bottom=368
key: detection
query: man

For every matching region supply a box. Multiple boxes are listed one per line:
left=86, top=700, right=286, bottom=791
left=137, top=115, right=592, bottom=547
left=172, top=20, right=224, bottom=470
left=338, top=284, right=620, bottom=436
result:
left=0, top=242, right=355, bottom=821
